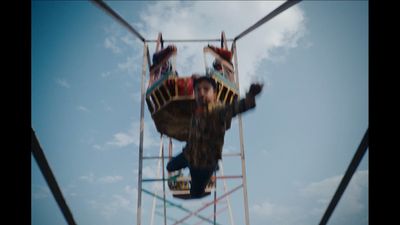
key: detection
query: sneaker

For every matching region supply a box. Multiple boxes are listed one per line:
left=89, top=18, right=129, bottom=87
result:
left=168, top=170, right=182, bottom=179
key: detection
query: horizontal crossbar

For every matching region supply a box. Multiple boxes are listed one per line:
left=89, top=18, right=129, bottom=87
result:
left=143, top=152, right=241, bottom=160
left=143, top=175, right=242, bottom=182
left=146, top=38, right=234, bottom=43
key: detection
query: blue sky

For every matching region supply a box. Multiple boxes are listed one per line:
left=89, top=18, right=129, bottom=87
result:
left=32, top=1, right=368, bottom=225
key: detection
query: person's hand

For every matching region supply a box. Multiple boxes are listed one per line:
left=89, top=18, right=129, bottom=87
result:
left=249, top=83, right=263, bottom=97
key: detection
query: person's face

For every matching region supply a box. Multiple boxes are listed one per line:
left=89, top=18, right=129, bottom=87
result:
left=195, top=80, right=216, bottom=106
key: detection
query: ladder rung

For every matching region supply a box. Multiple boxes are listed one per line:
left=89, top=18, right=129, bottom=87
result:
left=222, top=152, right=241, bottom=157
left=142, top=175, right=243, bottom=182
left=143, top=156, right=171, bottom=160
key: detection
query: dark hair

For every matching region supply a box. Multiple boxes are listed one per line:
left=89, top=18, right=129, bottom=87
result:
left=193, top=75, right=217, bottom=90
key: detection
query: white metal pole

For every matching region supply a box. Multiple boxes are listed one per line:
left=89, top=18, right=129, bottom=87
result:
left=232, top=41, right=250, bottom=225
left=150, top=138, right=165, bottom=225
left=220, top=163, right=235, bottom=225
left=161, top=136, right=167, bottom=225
left=137, top=42, right=148, bottom=225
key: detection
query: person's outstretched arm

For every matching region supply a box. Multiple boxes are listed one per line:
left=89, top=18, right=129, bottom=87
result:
left=223, top=83, right=263, bottom=119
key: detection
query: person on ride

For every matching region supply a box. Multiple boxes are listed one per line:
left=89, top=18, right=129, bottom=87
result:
left=151, top=45, right=177, bottom=81
left=166, top=74, right=263, bottom=199
left=208, top=44, right=234, bottom=82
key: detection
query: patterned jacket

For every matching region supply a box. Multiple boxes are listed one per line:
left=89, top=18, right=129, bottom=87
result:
left=183, top=95, right=256, bottom=168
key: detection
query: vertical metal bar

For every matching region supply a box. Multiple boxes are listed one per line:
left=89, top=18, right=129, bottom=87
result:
left=137, top=42, right=148, bottom=225
left=168, top=138, right=173, bottom=160
left=172, top=54, right=177, bottom=76
left=213, top=170, right=217, bottom=225
left=220, top=163, right=235, bottom=225
left=156, top=33, right=162, bottom=52
left=221, top=31, right=228, bottom=50
left=146, top=45, right=151, bottom=73
left=232, top=41, right=251, bottom=225
left=203, top=47, right=209, bottom=73
left=161, top=135, right=167, bottom=225
left=150, top=138, right=165, bottom=225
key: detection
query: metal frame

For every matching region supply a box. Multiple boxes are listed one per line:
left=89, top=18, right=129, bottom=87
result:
left=137, top=32, right=252, bottom=225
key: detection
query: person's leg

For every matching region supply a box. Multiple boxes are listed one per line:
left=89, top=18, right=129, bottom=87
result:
left=189, top=167, right=214, bottom=198
left=166, top=152, right=188, bottom=172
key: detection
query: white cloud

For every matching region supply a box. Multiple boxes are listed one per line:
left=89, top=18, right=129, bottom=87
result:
left=251, top=200, right=290, bottom=218
left=104, top=23, right=142, bottom=51
left=101, top=71, right=111, bottom=78
left=104, top=36, right=122, bottom=54
left=106, top=121, right=160, bottom=149
left=120, top=34, right=137, bottom=48
left=301, top=170, right=368, bottom=216
left=136, top=1, right=306, bottom=94
left=80, top=173, right=124, bottom=184
left=124, top=185, right=138, bottom=197
left=77, top=105, right=89, bottom=112
left=261, top=149, right=270, bottom=156
left=55, top=78, right=70, bottom=88
left=93, top=144, right=102, bottom=150
left=80, top=172, right=95, bottom=183
left=32, top=185, right=51, bottom=199
left=118, top=56, right=137, bottom=74
left=98, top=175, right=124, bottom=184
left=33, top=184, right=78, bottom=200
left=248, top=170, right=368, bottom=225
left=88, top=187, right=137, bottom=220
left=101, top=100, right=113, bottom=112
left=102, top=23, right=142, bottom=80
left=60, top=185, right=78, bottom=198
left=108, top=132, right=134, bottom=147
left=142, top=165, right=158, bottom=178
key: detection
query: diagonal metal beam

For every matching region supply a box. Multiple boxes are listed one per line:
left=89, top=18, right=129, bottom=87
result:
left=172, top=184, right=243, bottom=225
left=31, top=128, right=77, bottom=225
left=91, top=0, right=146, bottom=43
left=234, top=0, right=302, bottom=41
left=155, top=211, right=191, bottom=225
left=193, top=206, right=228, bottom=225
left=318, top=128, right=369, bottom=225
left=142, top=189, right=222, bottom=225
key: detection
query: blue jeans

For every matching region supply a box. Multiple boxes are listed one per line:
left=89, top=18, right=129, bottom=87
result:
left=167, top=152, right=216, bottom=198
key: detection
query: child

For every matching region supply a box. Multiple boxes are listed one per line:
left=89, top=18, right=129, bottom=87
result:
left=207, top=44, right=234, bottom=82
left=167, top=74, right=263, bottom=198
left=150, top=45, right=177, bottom=83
